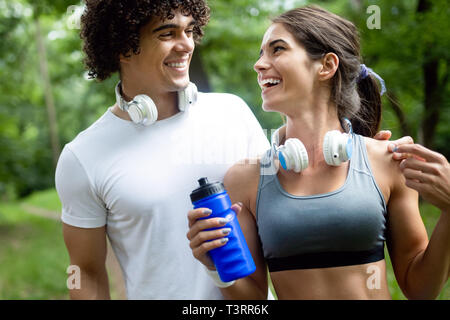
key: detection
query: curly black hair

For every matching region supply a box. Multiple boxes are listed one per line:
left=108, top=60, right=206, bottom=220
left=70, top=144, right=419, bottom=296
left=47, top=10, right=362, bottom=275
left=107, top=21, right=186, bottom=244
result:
left=80, top=0, right=210, bottom=81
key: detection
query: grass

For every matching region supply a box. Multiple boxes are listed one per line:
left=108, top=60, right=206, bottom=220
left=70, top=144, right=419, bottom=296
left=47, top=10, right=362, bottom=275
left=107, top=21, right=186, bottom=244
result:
left=0, top=189, right=449, bottom=299
left=0, top=199, right=69, bottom=299
left=22, top=189, right=62, bottom=213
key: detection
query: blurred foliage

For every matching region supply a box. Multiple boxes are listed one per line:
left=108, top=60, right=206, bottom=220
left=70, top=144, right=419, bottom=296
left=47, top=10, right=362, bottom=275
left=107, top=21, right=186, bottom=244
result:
left=348, top=0, right=450, bottom=153
left=0, top=0, right=117, bottom=198
left=0, top=0, right=448, bottom=199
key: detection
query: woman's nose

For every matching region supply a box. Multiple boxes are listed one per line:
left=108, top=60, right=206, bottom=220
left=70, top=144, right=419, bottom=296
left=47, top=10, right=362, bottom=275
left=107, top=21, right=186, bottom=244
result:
left=254, top=55, right=269, bottom=73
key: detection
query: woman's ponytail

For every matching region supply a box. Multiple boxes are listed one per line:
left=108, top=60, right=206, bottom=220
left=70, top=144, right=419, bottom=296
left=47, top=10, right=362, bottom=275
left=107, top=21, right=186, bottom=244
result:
left=352, top=65, right=385, bottom=137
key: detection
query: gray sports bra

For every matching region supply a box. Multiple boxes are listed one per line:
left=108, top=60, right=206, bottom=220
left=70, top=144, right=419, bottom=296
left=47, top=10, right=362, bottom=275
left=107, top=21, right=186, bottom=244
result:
left=256, top=134, right=387, bottom=272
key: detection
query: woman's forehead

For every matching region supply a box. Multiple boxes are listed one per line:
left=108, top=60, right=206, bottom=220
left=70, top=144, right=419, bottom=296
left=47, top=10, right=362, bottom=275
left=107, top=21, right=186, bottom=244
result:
left=261, top=23, right=292, bottom=46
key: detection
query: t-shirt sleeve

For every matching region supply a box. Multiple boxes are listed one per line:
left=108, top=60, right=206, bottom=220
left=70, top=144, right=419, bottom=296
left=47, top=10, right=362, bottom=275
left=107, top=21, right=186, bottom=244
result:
left=55, top=146, right=107, bottom=228
left=236, top=97, right=270, bottom=159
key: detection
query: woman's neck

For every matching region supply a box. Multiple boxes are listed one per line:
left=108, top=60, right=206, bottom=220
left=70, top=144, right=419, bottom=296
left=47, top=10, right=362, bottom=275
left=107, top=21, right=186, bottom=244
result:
left=284, top=104, right=343, bottom=168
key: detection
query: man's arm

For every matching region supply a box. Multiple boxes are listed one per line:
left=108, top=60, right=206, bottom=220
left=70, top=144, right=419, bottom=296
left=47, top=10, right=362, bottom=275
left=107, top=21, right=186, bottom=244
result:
left=384, top=143, right=450, bottom=299
left=63, top=223, right=111, bottom=299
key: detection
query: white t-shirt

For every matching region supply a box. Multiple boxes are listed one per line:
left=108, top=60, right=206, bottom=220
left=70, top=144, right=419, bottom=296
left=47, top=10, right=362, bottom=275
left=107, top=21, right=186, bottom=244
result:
left=55, top=92, right=270, bottom=299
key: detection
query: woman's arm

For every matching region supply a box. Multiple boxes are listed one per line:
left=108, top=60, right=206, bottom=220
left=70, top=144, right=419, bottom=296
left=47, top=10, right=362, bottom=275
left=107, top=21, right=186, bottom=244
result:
left=386, top=144, right=450, bottom=299
left=186, top=162, right=268, bottom=299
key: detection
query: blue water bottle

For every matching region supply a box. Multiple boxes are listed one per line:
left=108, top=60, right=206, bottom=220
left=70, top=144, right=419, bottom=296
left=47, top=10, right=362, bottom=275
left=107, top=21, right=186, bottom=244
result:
left=190, top=177, right=256, bottom=282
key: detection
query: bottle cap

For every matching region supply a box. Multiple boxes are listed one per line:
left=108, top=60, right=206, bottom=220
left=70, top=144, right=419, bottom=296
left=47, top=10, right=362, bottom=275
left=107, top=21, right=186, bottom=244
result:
left=190, top=177, right=225, bottom=203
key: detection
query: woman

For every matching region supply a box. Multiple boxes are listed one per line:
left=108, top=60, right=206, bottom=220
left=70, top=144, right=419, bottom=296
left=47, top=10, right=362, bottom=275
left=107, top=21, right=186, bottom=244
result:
left=187, top=6, right=450, bottom=299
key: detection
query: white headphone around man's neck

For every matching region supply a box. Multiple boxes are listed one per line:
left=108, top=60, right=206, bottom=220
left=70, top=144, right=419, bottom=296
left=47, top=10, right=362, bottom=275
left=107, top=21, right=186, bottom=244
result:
left=271, top=118, right=354, bottom=172
left=114, top=81, right=198, bottom=126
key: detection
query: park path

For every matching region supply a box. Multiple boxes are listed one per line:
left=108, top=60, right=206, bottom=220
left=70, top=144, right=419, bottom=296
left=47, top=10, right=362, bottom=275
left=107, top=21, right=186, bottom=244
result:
left=21, top=204, right=127, bottom=299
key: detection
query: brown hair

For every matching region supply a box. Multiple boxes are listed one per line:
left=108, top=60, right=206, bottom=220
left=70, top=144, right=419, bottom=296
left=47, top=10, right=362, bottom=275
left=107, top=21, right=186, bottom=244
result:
left=80, top=0, right=210, bottom=81
left=273, top=5, right=382, bottom=137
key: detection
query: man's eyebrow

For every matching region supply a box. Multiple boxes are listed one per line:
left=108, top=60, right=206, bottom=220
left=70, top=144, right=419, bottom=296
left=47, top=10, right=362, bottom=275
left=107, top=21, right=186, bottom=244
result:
left=152, top=20, right=196, bottom=33
left=259, top=39, right=288, bottom=56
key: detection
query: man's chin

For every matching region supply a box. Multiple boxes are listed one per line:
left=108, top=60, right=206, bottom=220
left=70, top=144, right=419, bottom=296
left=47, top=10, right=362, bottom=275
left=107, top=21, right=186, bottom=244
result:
left=171, top=78, right=191, bottom=91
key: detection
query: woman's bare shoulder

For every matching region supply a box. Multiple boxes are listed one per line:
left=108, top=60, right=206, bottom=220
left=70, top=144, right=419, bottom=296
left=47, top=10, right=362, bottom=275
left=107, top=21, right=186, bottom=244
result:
left=224, top=159, right=261, bottom=190
left=364, top=137, right=400, bottom=169
left=363, top=137, right=402, bottom=200
left=223, top=159, right=263, bottom=212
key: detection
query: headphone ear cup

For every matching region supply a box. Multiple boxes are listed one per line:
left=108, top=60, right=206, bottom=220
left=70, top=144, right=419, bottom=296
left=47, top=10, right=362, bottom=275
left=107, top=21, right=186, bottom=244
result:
left=323, top=131, right=333, bottom=166
left=281, top=138, right=308, bottom=173
left=131, top=95, right=158, bottom=126
left=277, top=147, right=289, bottom=171
left=323, top=130, right=351, bottom=166
left=178, top=82, right=198, bottom=111
left=290, top=139, right=309, bottom=172
left=344, top=134, right=353, bottom=161
left=323, top=130, right=339, bottom=166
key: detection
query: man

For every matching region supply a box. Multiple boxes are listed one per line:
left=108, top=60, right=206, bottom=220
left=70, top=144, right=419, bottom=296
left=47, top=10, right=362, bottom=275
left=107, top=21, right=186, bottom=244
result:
left=56, top=0, right=405, bottom=300
left=56, top=0, right=270, bottom=300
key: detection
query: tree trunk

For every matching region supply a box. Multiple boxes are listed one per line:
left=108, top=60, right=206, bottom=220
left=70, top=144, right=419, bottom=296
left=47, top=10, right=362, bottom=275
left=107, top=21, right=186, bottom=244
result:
left=417, top=0, right=444, bottom=149
left=35, top=17, right=61, bottom=167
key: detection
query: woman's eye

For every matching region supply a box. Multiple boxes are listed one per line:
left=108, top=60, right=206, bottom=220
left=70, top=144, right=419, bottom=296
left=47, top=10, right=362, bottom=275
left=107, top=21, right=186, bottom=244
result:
left=274, top=46, right=284, bottom=53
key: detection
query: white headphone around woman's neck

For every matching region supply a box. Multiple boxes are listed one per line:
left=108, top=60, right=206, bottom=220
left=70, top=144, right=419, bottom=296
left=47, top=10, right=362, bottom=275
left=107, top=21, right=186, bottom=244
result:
left=271, top=118, right=354, bottom=172
left=114, top=81, right=198, bottom=126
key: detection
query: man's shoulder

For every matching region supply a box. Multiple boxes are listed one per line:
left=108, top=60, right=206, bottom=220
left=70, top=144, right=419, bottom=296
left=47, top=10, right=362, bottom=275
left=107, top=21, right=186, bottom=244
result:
left=64, top=109, right=117, bottom=158
left=199, top=91, right=246, bottom=102
left=197, top=92, right=250, bottom=110
left=193, top=92, right=255, bottom=124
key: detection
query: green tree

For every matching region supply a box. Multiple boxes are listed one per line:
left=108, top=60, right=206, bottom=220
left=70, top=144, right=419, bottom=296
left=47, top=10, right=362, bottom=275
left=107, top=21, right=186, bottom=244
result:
left=0, top=0, right=109, bottom=198
left=345, top=0, right=449, bottom=155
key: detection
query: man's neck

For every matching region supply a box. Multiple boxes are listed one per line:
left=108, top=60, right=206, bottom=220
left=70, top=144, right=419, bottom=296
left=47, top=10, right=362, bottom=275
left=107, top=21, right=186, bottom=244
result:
left=117, top=80, right=179, bottom=122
